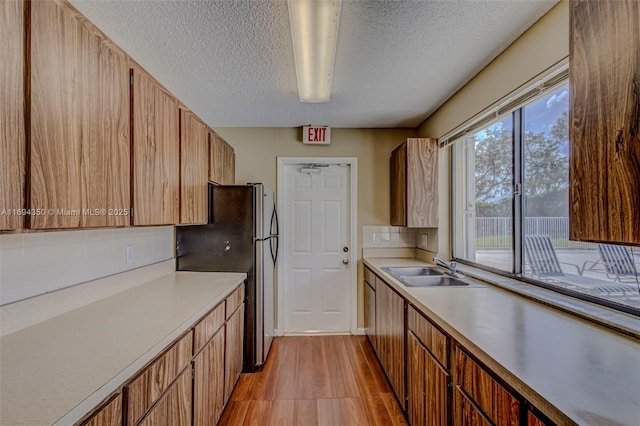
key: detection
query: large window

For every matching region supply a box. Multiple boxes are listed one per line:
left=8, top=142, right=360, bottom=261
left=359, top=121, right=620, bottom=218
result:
left=453, top=83, right=640, bottom=314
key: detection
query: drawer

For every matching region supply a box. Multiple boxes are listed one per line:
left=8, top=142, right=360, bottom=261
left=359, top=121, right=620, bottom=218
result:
left=364, top=266, right=376, bottom=288
left=124, top=332, right=193, bottom=425
left=454, top=346, right=520, bottom=425
left=226, top=284, right=244, bottom=319
left=408, top=305, right=448, bottom=368
left=77, top=393, right=122, bottom=426
left=193, top=301, right=225, bottom=355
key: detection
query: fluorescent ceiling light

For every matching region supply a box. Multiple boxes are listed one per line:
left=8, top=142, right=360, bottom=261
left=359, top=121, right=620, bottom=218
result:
left=288, top=0, right=342, bottom=103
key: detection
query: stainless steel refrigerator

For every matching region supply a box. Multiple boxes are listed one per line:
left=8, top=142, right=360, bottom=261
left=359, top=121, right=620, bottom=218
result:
left=176, top=183, right=278, bottom=372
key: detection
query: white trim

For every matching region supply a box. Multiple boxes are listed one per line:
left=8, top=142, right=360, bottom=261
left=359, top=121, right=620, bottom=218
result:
left=356, top=327, right=366, bottom=336
left=439, top=58, right=569, bottom=148
left=276, top=157, right=359, bottom=336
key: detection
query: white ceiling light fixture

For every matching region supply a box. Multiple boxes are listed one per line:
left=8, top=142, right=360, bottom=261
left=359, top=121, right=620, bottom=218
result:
left=288, top=0, right=342, bottom=103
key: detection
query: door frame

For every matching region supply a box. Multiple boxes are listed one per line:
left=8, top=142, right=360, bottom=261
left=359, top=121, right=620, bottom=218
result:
left=276, top=157, right=358, bottom=335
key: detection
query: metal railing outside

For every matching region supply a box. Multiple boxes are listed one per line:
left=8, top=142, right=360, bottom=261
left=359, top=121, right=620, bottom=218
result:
left=475, top=217, right=596, bottom=250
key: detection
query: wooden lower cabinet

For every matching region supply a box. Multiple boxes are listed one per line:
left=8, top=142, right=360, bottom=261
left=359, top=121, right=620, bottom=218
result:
left=193, top=325, right=226, bottom=426
left=224, top=303, right=245, bottom=403
left=138, top=367, right=192, bottom=426
left=454, top=346, right=520, bottom=426
left=364, top=279, right=377, bottom=352
left=454, top=386, right=492, bottom=426
left=124, top=332, right=192, bottom=425
left=407, top=331, right=450, bottom=426
left=375, top=277, right=405, bottom=407
left=79, top=394, right=122, bottom=426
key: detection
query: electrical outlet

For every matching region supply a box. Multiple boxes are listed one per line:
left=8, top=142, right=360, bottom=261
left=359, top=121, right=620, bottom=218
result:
left=421, top=233, right=428, bottom=247
left=125, top=245, right=134, bottom=264
left=372, top=233, right=380, bottom=244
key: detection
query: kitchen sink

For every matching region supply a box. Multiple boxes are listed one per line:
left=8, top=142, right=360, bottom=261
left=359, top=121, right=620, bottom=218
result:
left=382, top=266, right=444, bottom=276
left=399, top=276, right=470, bottom=287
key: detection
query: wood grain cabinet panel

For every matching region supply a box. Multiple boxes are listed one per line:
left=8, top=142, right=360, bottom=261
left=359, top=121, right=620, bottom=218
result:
left=137, top=367, right=192, bottom=426
left=78, top=394, right=122, bottom=426
left=0, top=0, right=26, bottom=231
left=224, top=303, right=245, bottom=403
left=454, top=386, right=492, bottom=426
left=30, top=0, right=130, bottom=229
left=569, top=0, right=640, bottom=245
left=225, top=284, right=245, bottom=320
left=209, top=130, right=235, bottom=185
left=527, top=409, right=549, bottom=426
left=408, top=331, right=450, bottom=426
left=193, top=301, right=225, bottom=355
left=390, top=138, right=438, bottom=227
left=124, top=332, right=192, bottom=426
left=179, top=108, right=208, bottom=225
left=131, top=67, right=179, bottom=225
left=454, top=346, right=520, bottom=426
left=374, top=276, right=405, bottom=408
left=364, top=279, right=377, bottom=353
left=408, top=305, right=448, bottom=368
left=194, top=325, right=226, bottom=426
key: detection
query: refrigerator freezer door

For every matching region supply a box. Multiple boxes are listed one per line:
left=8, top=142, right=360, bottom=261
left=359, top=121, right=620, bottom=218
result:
left=254, top=185, right=274, bottom=240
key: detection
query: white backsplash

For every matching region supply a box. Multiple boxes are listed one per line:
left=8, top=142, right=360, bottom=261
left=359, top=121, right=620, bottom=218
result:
left=0, top=226, right=174, bottom=306
left=362, top=226, right=438, bottom=252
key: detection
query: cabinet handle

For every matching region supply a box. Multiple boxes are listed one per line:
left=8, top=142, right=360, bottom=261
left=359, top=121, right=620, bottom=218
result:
left=631, top=78, right=639, bottom=137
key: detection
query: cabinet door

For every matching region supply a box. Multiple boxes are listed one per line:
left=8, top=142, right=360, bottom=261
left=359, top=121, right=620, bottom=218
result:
left=0, top=0, right=26, bottom=231
left=454, top=346, right=520, bottom=426
left=124, top=332, right=192, bottom=425
left=208, top=131, right=225, bottom=184
left=131, top=67, right=179, bottom=225
left=454, top=387, right=492, bottom=426
left=31, top=0, right=130, bottom=229
left=375, top=277, right=405, bottom=407
left=407, top=138, right=438, bottom=227
left=80, top=394, right=122, bottom=426
left=407, top=332, right=426, bottom=426
left=223, top=142, right=235, bottom=185
left=137, top=367, right=192, bottom=426
left=194, top=325, right=226, bottom=426
left=224, top=303, right=244, bottom=403
left=179, top=109, right=208, bottom=224
left=364, top=280, right=377, bottom=352
left=569, top=0, right=640, bottom=244
left=390, top=143, right=407, bottom=226
left=425, top=347, right=450, bottom=426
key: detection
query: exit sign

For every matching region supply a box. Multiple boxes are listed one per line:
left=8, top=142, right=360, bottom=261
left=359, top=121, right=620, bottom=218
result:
left=303, top=126, right=331, bottom=145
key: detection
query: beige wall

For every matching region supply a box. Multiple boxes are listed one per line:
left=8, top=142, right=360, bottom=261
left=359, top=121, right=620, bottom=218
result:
left=215, top=127, right=417, bottom=328
left=417, top=0, right=569, bottom=259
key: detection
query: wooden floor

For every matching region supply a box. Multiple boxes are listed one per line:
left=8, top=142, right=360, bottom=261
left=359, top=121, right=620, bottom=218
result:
left=219, top=335, right=409, bottom=426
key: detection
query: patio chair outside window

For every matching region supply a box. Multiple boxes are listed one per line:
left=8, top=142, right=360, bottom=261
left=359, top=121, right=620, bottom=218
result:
left=582, top=244, right=639, bottom=283
left=524, top=235, right=636, bottom=295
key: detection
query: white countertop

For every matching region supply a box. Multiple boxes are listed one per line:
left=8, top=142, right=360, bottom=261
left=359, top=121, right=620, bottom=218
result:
left=0, top=271, right=246, bottom=426
left=364, top=257, right=640, bottom=426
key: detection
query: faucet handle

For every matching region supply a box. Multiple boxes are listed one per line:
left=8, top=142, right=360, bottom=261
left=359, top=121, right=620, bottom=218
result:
left=450, top=261, right=457, bottom=269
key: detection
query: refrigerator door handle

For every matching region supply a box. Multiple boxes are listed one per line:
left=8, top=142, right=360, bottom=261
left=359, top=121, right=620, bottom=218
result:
left=271, top=206, right=279, bottom=237
left=270, top=236, right=278, bottom=264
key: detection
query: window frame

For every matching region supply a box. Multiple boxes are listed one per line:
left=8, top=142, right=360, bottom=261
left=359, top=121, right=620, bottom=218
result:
left=449, top=77, right=640, bottom=318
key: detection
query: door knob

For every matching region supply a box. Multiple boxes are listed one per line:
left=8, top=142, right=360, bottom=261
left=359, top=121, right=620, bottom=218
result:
left=343, top=259, right=349, bottom=265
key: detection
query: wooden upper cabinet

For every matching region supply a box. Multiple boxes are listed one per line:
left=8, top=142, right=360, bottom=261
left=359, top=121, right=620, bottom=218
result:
left=179, top=108, right=208, bottom=224
left=131, top=67, right=180, bottom=225
left=30, top=0, right=130, bottom=229
left=1, top=0, right=26, bottom=231
left=569, top=0, right=640, bottom=245
left=209, top=130, right=235, bottom=185
left=390, top=138, right=438, bottom=227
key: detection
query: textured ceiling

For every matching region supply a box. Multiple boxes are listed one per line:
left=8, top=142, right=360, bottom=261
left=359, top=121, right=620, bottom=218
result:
left=70, top=0, right=558, bottom=128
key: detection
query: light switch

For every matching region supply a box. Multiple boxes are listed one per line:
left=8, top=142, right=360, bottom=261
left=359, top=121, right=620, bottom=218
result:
left=372, top=233, right=380, bottom=244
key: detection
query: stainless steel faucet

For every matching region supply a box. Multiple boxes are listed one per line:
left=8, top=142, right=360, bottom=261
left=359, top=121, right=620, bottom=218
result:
left=433, top=257, right=464, bottom=278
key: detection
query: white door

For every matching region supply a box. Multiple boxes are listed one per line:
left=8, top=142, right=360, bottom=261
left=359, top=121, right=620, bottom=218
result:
left=282, top=164, right=351, bottom=333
